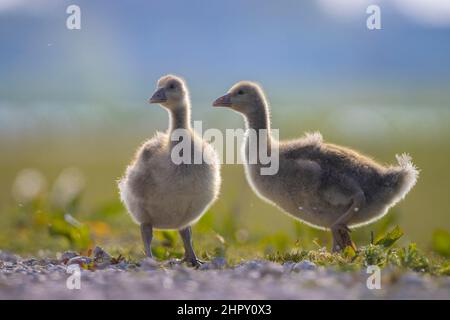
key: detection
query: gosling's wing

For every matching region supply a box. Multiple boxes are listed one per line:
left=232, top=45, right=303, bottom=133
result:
left=122, top=132, right=169, bottom=199
left=280, top=132, right=323, bottom=160
left=137, top=132, right=168, bottom=162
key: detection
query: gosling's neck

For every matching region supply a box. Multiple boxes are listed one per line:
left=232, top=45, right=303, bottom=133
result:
left=168, top=100, right=191, bottom=132
left=245, top=110, right=270, bottom=132
left=244, top=98, right=272, bottom=138
left=243, top=100, right=273, bottom=161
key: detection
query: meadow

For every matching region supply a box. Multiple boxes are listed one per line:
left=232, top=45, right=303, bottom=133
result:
left=1, top=98, right=449, bottom=275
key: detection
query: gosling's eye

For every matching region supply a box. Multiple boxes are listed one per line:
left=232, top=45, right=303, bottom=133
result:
left=237, top=90, right=244, bottom=95
left=169, top=83, right=175, bottom=89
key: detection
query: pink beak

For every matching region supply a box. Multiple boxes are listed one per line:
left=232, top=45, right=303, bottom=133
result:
left=149, top=88, right=167, bottom=104
left=213, top=94, right=232, bottom=107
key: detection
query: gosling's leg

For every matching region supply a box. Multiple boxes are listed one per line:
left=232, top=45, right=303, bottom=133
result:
left=179, top=226, right=203, bottom=267
left=331, top=192, right=365, bottom=252
left=332, top=225, right=355, bottom=253
left=140, top=223, right=153, bottom=258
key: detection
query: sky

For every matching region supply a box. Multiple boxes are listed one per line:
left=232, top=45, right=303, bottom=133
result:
left=1, top=0, right=450, bottom=103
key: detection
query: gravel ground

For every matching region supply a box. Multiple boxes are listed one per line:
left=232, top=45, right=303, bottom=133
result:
left=1, top=248, right=449, bottom=300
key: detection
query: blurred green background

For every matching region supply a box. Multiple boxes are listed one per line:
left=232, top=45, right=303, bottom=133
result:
left=1, top=0, right=449, bottom=259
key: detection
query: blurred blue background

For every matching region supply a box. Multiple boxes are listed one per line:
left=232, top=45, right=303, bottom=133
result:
left=1, top=0, right=450, bottom=102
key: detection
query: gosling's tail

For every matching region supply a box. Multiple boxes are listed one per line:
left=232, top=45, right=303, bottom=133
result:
left=352, top=154, right=418, bottom=228
left=389, top=153, right=419, bottom=204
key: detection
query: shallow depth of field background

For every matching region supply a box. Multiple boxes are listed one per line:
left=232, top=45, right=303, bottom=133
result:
left=1, top=0, right=449, bottom=259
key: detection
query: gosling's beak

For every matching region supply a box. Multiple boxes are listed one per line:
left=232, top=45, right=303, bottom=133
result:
left=149, top=88, right=167, bottom=104
left=213, top=93, right=232, bottom=107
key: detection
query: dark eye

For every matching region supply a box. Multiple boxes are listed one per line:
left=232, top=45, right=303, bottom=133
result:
left=237, top=90, right=244, bottom=95
left=169, top=83, right=175, bottom=89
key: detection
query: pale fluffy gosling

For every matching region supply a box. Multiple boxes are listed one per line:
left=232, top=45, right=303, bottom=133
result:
left=213, top=81, right=418, bottom=252
left=119, top=75, right=221, bottom=266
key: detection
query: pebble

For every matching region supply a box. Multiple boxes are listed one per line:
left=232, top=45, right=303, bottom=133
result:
left=0, top=251, right=19, bottom=263
left=115, top=261, right=129, bottom=270
left=67, top=256, right=92, bottom=266
left=209, top=257, right=227, bottom=269
left=140, top=258, right=160, bottom=271
left=59, top=251, right=78, bottom=262
left=236, top=260, right=265, bottom=271
left=291, top=260, right=316, bottom=272
left=399, top=273, right=426, bottom=286
left=92, top=246, right=111, bottom=263
left=22, top=258, right=38, bottom=266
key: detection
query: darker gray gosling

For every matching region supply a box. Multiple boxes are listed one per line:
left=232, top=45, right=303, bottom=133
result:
left=119, top=75, right=221, bottom=266
left=213, top=81, right=418, bottom=252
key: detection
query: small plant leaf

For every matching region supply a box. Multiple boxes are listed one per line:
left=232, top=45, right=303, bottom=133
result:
left=375, top=225, right=404, bottom=248
left=343, top=246, right=356, bottom=259
left=399, top=243, right=430, bottom=272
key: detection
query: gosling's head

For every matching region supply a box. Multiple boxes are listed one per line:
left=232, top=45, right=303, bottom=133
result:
left=149, top=74, right=189, bottom=110
left=213, top=81, right=267, bottom=115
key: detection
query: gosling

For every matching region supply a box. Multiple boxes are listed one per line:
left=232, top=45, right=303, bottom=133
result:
left=119, top=75, right=221, bottom=266
left=213, top=81, right=418, bottom=252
